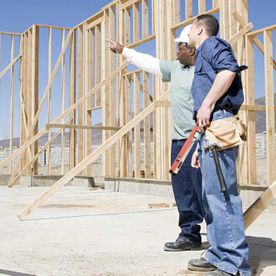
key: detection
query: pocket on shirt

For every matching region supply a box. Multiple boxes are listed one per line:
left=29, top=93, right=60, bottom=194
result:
left=195, top=61, right=205, bottom=75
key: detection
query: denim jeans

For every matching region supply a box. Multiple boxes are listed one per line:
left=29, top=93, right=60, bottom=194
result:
left=198, top=110, right=251, bottom=275
left=171, top=139, right=203, bottom=242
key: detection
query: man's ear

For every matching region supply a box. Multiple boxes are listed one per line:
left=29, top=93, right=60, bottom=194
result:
left=189, top=47, right=196, bottom=56
left=197, top=25, right=203, bottom=36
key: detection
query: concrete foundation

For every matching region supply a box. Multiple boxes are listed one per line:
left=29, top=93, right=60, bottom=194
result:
left=104, top=177, right=266, bottom=210
left=0, top=185, right=275, bottom=275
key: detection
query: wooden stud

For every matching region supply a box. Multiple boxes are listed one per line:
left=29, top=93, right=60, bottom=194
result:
left=77, top=26, right=84, bottom=166
left=228, top=0, right=237, bottom=55
left=245, top=35, right=257, bottom=185
left=95, top=25, right=101, bottom=106
left=134, top=72, right=141, bottom=177
left=109, top=7, right=116, bottom=177
left=103, top=10, right=110, bottom=177
left=125, top=8, right=131, bottom=45
left=185, top=0, right=193, bottom=20
left=173, top=0, right=181, bottom=25
left=264, top=30, right=275, bottom=185
left=28, top=26, right=39, bottom=175
left=9, top=35, right=14, bottom=173
left=220, top=0, right=230, bottom=40
left=133, top=2, right=140, bottom=42
left=142, top=0, right=149, bottom=38
left=61, top=29, right=66, bottom=174
left=236, top=0, right=249, bottom=185
left=198, top=0, right=206, bottom=14
left=212, top=0, right=219, bottom=9
left=143, top=72, right=151, bottom=178
left=69, top=32, right=76, bottom=170
left=83, top=23, right=91, bottom=176
left=47, top=27, right=53, bottom=175
left=126, top=75, right=133, bottom=177
left=117, top=2, right=128, bottom=177
left=46, top=124, right=120, bottom=131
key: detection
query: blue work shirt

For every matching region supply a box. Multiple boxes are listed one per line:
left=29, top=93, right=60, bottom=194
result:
left=191, top=37, right=244, bottom=117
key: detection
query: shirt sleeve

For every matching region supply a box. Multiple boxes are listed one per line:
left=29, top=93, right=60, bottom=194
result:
left=202, top=38, right=240, bottom=73
left=159, top=60, right=173, bottom=82
left=122, top=47, right=162, bottom=77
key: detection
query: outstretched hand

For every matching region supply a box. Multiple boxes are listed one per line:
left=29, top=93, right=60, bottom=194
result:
left=106, top=39, right=124, bottom=54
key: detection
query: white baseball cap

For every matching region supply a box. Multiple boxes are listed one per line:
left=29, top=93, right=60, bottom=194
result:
left=175, top=24, right=191, bottom=43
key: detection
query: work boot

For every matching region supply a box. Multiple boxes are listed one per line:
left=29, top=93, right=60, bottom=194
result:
left=188, top=258, right=217, bottom=272
left=204, top=269, right=236, bottom=275
left=164, top=237, right=202, bottom=252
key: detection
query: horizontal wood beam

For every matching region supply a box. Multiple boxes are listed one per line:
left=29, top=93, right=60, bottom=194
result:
left=87, top=105, right=102, bottom=111
left=246, top=24, right=276, bottom=37
left=126, top=34, right=156, bottom=48
left=46, top=124, right=121, bottom=131
left=0, top=31, right=21, bottom=36
left=240, top=104, right=276, bottom=112
left=36, top=24, right=71, bottom=31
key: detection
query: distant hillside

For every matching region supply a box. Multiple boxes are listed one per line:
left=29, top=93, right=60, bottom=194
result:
left=0, top=129, right=102, bottom=148
left=255, top=94, right=276, bottom=133
left=0, top=96, right=274, bottom=147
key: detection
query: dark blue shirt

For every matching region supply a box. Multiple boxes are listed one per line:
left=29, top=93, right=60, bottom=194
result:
left=191, top=37, right=244, bottom=116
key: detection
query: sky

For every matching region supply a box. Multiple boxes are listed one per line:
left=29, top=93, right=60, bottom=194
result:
left=0, top=0, right=275, bottom=140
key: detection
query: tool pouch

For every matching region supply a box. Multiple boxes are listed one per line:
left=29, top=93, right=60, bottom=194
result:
left=205, top=117, right=246, bottom=150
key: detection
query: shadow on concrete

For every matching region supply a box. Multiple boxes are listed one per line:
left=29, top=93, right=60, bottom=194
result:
left=0, top=269, right=36, bottom=276
left=248, top=236, right=276, bottom=275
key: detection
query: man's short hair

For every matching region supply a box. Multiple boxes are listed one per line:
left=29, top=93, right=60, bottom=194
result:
left=195, top=14, right=219, bottom=36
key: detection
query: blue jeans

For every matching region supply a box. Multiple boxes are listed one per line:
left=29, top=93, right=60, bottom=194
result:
left=171, top=139, right=203, bottom=242
left=198, top=110, right=251, bottom=275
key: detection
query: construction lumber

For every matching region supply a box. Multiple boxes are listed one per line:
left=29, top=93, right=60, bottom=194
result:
left=9, top=35, right=15, bottom=172
left=18, top=90, right=169, bottom=220
left=244, top=181, right=276, bottom=229
left=0, top=54, right=21, bottom=80
left=264, top=30, right=275, bottom=185
left=46, top=124, right=120, bottom=131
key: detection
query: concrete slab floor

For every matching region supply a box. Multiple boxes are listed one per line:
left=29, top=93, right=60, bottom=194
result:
left=0, top=186, right=275, bottom=276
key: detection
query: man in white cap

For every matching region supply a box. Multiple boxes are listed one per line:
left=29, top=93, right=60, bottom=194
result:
left=107, top=25, right=204, bottom=251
